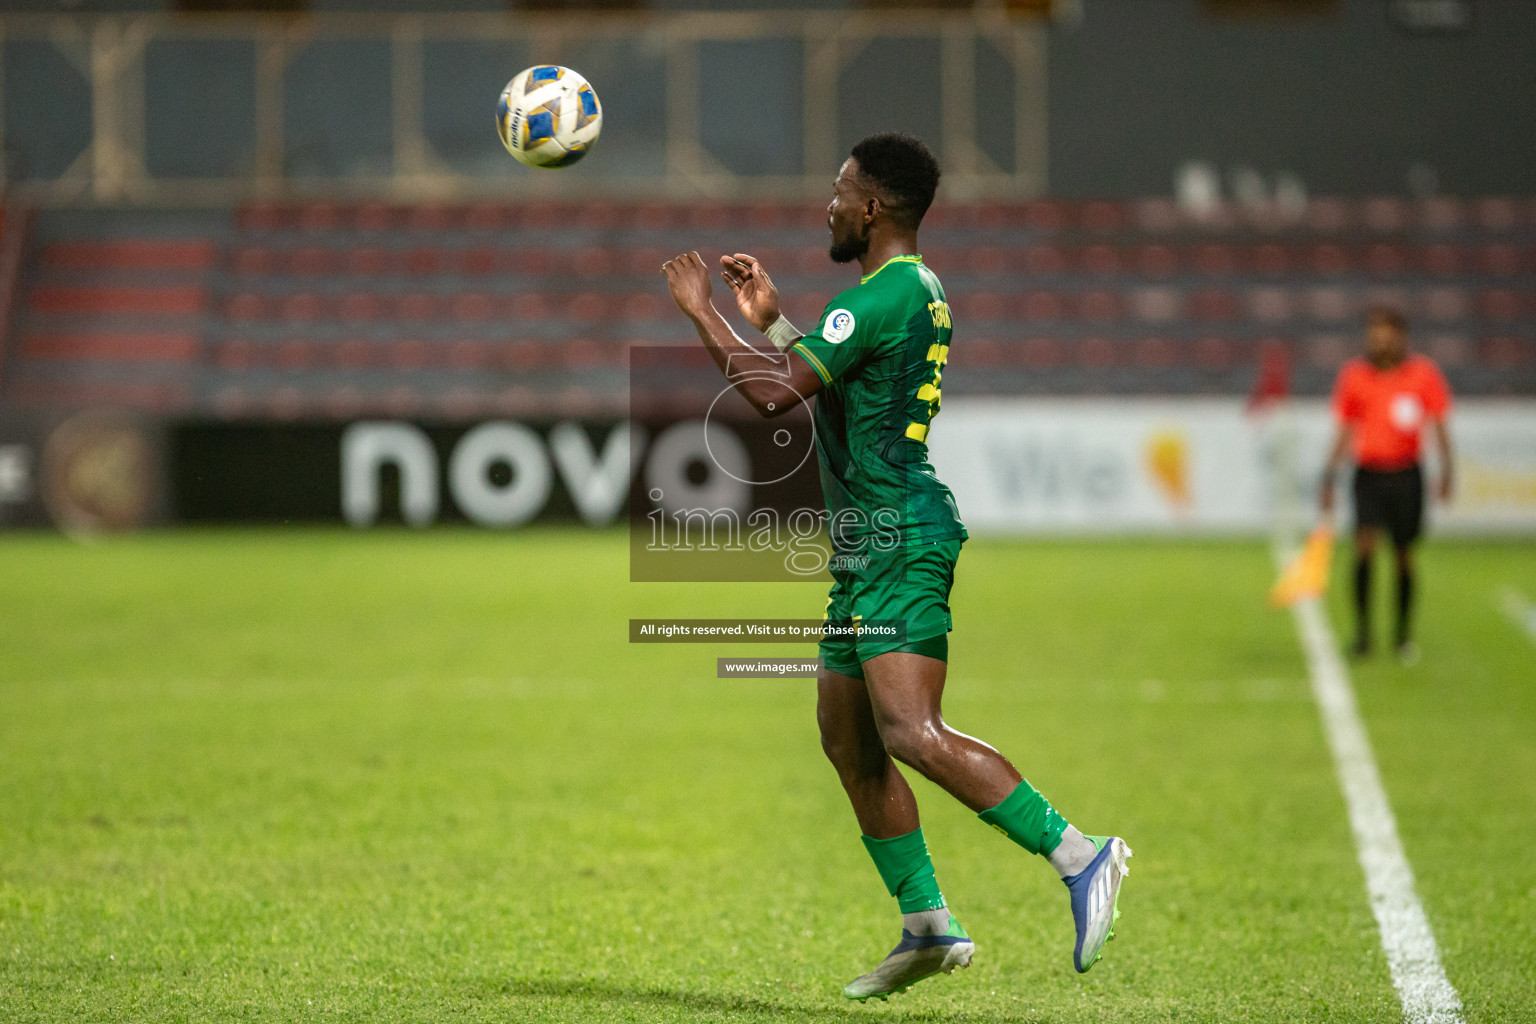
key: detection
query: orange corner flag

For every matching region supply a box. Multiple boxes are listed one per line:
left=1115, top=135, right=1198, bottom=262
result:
left=1269, top=526, right=1335, bottom=607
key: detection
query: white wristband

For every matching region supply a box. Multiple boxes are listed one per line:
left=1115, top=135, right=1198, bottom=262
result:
left=763, top=314, right=803, bottom=352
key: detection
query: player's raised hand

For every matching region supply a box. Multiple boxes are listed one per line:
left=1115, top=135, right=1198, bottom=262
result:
left=662, top=251, right=713, bottom=318
left=720, top=254, right=781, bottom=333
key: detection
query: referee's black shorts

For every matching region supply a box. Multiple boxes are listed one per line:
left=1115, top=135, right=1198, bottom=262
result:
left=1353, top=463, right=1424, bottom=547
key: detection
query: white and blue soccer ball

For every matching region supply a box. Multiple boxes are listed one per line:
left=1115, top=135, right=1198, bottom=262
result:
left=497, top=65, right=603, bottom=169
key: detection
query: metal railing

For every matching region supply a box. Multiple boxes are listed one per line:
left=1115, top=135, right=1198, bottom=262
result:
left=0, top=11, right=1047, bottom=205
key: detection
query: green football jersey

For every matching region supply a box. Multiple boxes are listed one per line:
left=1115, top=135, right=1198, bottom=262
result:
left=791, top=254, right=967, bottom=553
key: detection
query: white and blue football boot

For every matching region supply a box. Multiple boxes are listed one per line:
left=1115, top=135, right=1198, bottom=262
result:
left=1062, top=835, right=1132, bottom=973
left=842, top=916, right=974, bottom=1000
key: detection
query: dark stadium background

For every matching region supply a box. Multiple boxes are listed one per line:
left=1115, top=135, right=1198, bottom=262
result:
left=0, top=0, right=1531, bottom=533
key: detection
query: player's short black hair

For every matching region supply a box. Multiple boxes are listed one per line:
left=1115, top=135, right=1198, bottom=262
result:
left=849, top=133, right=941, bottom=229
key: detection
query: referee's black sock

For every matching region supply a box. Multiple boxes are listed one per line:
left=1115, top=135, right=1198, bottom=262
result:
left=1353, top=555, right=1373, bottom=651
left=1396, top=565, right=1415, bottom=647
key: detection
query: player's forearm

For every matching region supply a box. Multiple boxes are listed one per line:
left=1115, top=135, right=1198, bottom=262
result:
left=685, top=305, right=794, bottom=415
left=1434, top=421, right=1455, bottom=478
left=1323, top=428, right=1352, bottom=474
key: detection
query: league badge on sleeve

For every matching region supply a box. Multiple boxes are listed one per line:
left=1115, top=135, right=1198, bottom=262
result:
left=824, top=309, right=856, bottom=344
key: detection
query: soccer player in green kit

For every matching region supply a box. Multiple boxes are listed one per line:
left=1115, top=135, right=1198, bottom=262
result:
left=662, top=133, right=1131, bottom=1000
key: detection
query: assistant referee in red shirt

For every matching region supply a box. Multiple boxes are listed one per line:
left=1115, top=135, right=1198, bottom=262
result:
left=1320, top=307, right=1454, bottom=662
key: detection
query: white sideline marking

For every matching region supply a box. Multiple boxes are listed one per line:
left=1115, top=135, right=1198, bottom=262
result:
left=1289, top=595, right=1465, bottom=1024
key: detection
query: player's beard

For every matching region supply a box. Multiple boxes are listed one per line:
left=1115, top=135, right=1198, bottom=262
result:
left=828, top=224, right=870, bottom=264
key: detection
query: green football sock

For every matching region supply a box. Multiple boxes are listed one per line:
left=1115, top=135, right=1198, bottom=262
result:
left=978, top=778, right=1070, bottom=857
left=861, top=828, right=946, bottom=914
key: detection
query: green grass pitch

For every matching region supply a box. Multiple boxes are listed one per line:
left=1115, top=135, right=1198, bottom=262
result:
left=1, top=530, right=1532, bottom=1022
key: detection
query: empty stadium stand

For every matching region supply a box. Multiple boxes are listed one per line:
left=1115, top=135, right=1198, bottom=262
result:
left=1, top=198, right=1532, bottom=418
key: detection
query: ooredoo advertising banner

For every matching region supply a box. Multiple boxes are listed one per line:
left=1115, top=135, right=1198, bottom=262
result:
left=927, top=399, right=1536, bottom=535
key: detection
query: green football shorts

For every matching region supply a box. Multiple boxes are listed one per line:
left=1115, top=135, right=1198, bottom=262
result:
left=819, top=537, right=963, bottom=679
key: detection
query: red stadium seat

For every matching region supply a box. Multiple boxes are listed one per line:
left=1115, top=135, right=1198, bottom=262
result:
left=346, top=247, right=392, bottom=276
left=504, top=341, right=547, bottom=369
left=1479, top=244, right=1521, bottom=276
left=267, top=386, right=309, bottom=420
left=1474, top=198, right=1519, bottom=231
left=1417, top=198, right=1464, bottom=231
left=447, top=340, right=490, bottom=369
left=1077, top=337, right=1118, bottom=368
left=450, top=293, right=497, bottom=321
left=1364, top=244, right=1408, bottom=276
left=31, top=285, right=206, bottom=316
left=354, top=202, right=396, bottom=231
left=226, top=293, right=267, bottom=321
left=1480, top=337, right=1529, bottom=367
left=963, top=338, right=1005, bottom=365
left=403, top=248, right=443, bottom=275
left=323, top=387, right=367, bottom=419
left=43, top=240, right=216, bottom=271
left=388, top=339, right=432, bottom=369
left=1189, top=291, right=1238, bottom=320
left=1478, top=290, right=1524, bottom=320
left=339, top=293, right=383, bottom=322
left=1361, top=198, right=1409, bottom=232
left=1306, top=244, right=1351, bottom=275
left=1081, top=201, right=1126, bottom=233
left=380, top=387, right=423, bottom=418
left=1253, top=244, right=1291, bottom=275
left=215, top=339, right=256, bottom=369
left=1022, top=201, right=1068, bottom=232
left=291, top=246, right=335, bottom=276
left=1077, top=291, right=1121, bottom=320
left=1023, top=246, right=1066, bottom=275
left=574, top=247, right=613, bottom=275
left=1422, top=244, right=1463, bottom=276
left=407, top=205, right=454, bottom=232
left=238, top=202, right=286, bottom=232
left=1020, top=338, right=1064, bottom=367
left=1018, top=291, right=1064, bottom=320
left=436, top=388, right=485, bottom=420
left=460, top=247, right=498, bottom=275
left=333, top=339, right=373, bottom=369
left=464, top=203, right=505, bottom=231
left=397, top=293, right=439, bottom=321
left=1134, top=245, right=1179, bottom=276
left=1303, top=199, right=1352, bottom=232
left=1134, top=199, right=1182, bottom=233
left=1193, top=245, right=1236, bottom=276
left=968, top=247, right=1009, bottom=274
left=510, top=293, right=550, bottom=320
left=958, top=293, right=1005, bottom=320
left=274, top=339, right=316, bottom=369
left=1080, top=245, right=1120, bottom=275
left=620, top=293, right=668, bottom=321
left=1134, top=338, right=1180, bottom=368
left=280, top=293, right=325, bottom=321
left=568, top=293, right=610, bottom=321
left=21, top=332, right=199, bottom=363
left=1193, top=337, right=1234, bottom=369
left=231, top=247, right=275, bottom=275
left=296, top=202, right=342, bottom=233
